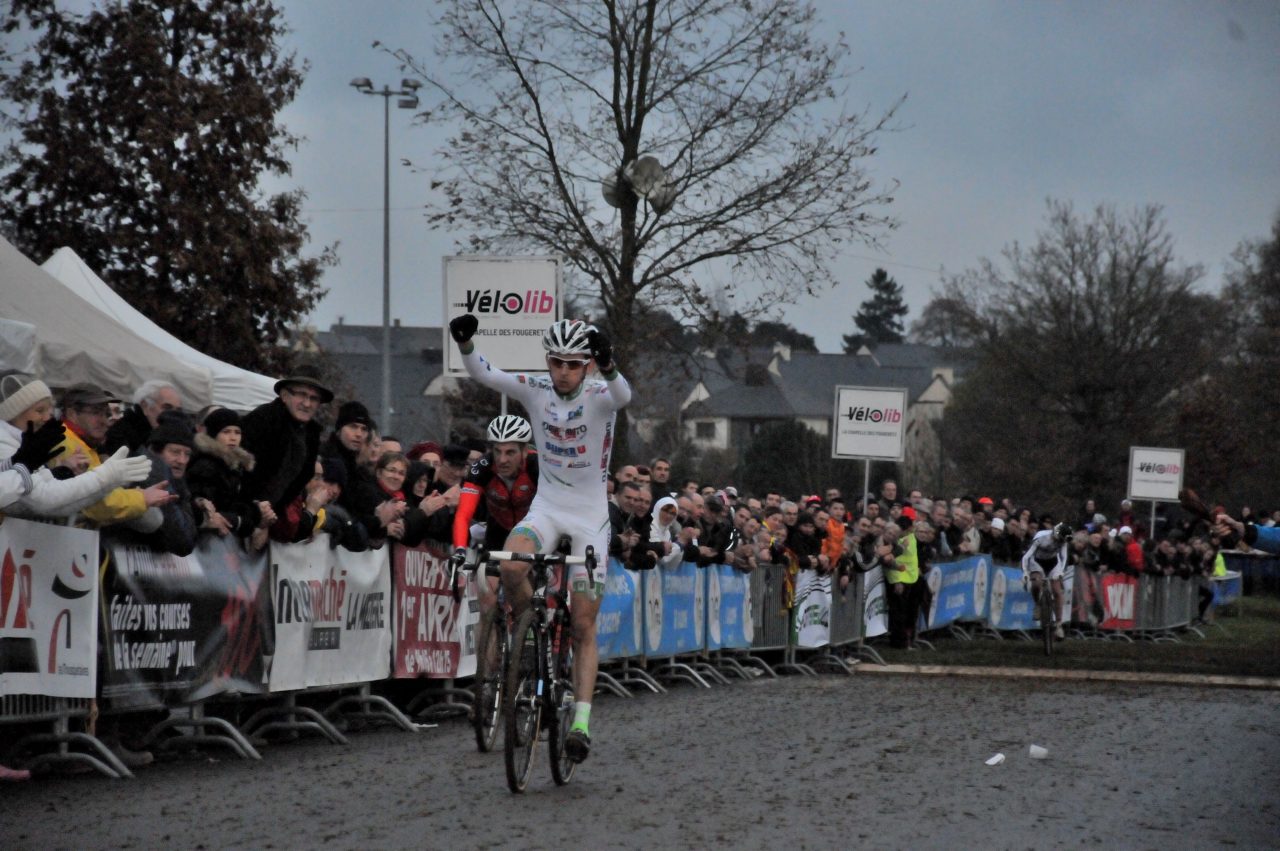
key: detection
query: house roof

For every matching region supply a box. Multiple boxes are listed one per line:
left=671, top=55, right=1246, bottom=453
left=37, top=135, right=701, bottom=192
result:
left=685, top=347, right=959, bottom=420
left=322, top=350, right=446, bottom=444
left=318, top=322, right=444, bottom=357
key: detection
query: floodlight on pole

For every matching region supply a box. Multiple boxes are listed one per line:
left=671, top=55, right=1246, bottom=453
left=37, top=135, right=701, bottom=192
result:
left=350, top=76, right=421, bottom=434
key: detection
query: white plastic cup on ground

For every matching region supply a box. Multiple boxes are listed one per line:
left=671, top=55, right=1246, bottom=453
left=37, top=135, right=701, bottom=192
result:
left=985, top=753, right=1005, bottom=766
left=1029, top=744, right=1049, bottom=759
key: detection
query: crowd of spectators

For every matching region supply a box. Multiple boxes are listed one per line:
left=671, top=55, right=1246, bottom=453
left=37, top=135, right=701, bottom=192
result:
left=4, top=365, right=1280, bottom=781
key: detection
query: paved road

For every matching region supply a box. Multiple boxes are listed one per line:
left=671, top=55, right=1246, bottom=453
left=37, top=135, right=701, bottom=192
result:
left=4, top=674, right=1278, bottom=849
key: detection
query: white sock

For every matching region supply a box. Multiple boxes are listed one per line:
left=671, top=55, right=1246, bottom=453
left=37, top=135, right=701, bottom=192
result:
left=573, top=702, right=591, bottom=729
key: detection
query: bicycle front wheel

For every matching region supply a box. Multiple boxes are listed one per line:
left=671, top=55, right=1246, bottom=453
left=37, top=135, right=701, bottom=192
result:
left=473, top=605, right=505, bottom=753
left=547, top=611, right=576, bottom=786
left=504, top=609, right=541, bottom=793
left=1040, top=588, right=1055, bottom=657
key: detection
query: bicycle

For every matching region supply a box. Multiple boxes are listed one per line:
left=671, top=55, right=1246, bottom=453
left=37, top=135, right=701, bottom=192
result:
left=1026, top=572, right=1056, bottom=657
left=483, top=545, right=594, bottom=793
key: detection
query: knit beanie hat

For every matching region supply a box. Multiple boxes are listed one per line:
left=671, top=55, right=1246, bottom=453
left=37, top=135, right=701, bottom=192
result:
left=202, top=407, right=242, bottom=438
left=334, top=400, right=374, bottom=431
left=320, top=455, right=348, bottom=489
left=147, top=410, right=196, bottom=450
left=0, top=372, right=53, bottom=424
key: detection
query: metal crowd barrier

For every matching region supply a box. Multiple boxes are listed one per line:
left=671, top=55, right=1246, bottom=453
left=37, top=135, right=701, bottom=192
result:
left=1223, top=551, right=1280, bottom=596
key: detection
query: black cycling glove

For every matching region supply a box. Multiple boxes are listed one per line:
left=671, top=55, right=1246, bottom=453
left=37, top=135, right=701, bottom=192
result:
left=449, top=313, right=478, bottom=344
left=587, top=328, right=613, bottom=371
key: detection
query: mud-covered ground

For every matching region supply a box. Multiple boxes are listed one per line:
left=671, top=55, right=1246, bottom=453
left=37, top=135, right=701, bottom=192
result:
left=4, top=674, right=1277, bottom=849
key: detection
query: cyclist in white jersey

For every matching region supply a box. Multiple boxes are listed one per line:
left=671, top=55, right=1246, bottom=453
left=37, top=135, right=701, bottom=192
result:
left=448, top=312, right=631, bottom=764
left=1021, top=522, right=1072, bottom=639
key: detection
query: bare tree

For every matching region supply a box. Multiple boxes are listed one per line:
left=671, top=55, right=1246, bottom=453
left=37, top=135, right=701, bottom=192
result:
left=932, top=200, right=1223, bottom=511
left=393, top=0, right=900, bottom=455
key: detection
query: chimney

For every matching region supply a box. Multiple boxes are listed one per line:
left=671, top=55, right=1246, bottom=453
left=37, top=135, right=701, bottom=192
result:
left=394, top=318, right=401, bottom=328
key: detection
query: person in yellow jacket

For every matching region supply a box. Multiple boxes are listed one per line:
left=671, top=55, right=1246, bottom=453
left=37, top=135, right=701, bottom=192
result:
left=884, top=510, right=921, bottom=649
left=50, top=384, right=175, bottom=526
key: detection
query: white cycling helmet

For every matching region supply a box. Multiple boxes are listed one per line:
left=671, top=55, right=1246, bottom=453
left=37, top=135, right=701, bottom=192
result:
left=486, top=414, right=532, bottom=444
left=542, top=319, right=593, bottom=357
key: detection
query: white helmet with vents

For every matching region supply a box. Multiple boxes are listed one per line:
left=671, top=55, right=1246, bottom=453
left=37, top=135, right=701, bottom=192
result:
left=486, top=414, right=532, bottom=444
left=542, top=319, right=593, bottom=357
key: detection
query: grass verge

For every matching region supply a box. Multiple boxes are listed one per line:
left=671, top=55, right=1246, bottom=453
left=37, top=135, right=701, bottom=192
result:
left=870, top=596, right=1280, bottom=679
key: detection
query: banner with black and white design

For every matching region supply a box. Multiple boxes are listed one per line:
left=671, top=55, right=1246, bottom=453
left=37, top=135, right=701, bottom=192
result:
left=268, top=536, right=391, bottom=691
left=102, top=534, right=269, bottom=708
left=0, top=518, right=99, bottom=699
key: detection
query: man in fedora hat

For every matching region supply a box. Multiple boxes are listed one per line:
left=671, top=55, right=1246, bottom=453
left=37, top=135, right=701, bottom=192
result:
left=240, top=364, right=333, bottom=531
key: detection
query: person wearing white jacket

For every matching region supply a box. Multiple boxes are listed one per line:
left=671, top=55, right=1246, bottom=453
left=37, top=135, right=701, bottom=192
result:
left=650, top=496, right=693, bottom=570
left=0, top=373, right=152, bottom=517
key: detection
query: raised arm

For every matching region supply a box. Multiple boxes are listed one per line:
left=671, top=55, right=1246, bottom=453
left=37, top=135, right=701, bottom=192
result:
left=450, top=313, right=534, bottom=401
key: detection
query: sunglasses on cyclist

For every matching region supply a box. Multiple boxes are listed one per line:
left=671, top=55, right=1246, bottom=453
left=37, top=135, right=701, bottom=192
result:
left=547, top=356, right=589, bottom=370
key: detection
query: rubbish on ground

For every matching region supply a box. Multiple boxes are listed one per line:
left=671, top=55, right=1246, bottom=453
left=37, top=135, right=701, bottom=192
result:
left=985, top=753, right=1005, bottom=766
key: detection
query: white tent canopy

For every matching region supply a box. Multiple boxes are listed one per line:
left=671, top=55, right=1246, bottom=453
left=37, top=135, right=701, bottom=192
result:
left=0, top=235, right=214, bottom=406
left=42, top=247, right=278, bottom=410
left=0, top=317, right=38, bottom=374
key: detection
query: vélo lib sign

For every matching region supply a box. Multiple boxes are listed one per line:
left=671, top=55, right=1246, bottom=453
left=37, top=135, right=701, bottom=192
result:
left=443, top=255, right=563, bottom=376
left=832, top=385, right=908, bottom=461
left=1127, top=446, right=1184, bottom=502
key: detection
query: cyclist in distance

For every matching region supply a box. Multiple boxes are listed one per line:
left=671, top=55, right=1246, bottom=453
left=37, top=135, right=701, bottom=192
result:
left=1022, top=521, right=1073, bottom=640
left=448, top=312, right=631, bottom=764
left=452, top=414, right=539, bottom=613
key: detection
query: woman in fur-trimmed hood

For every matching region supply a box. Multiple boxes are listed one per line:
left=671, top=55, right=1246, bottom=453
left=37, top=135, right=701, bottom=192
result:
left=186, top=408, right=263, bottom=537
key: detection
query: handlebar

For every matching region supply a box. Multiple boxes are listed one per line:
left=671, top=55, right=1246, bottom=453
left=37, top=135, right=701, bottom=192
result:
left=480, top=546, right=594, bottom=568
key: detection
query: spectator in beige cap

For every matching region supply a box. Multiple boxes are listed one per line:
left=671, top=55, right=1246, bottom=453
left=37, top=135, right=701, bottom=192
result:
left=49, top=383, right=175, bottom=526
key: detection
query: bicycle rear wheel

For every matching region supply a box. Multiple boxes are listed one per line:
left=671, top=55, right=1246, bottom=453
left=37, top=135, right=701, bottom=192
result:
left=504, top=609, right=540, bottom=793
left=1040, top=586, right=1055, bottom=657
left=473, top=605, right=505, bottom=753
left=547, top=611, right=576, bottom=786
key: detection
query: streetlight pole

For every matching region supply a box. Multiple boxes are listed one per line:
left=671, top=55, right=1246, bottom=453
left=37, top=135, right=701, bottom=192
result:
left=350, top=76, right=420, bottom=435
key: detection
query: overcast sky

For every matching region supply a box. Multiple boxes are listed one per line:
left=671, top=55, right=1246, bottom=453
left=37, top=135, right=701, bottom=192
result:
left=270, top=0, right=1280, bottom=352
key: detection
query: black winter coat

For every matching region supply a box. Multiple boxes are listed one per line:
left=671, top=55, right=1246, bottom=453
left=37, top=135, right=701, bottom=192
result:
left=185, top=433, right=261, bottom=537
left=239, top=398, right=321, bottom=515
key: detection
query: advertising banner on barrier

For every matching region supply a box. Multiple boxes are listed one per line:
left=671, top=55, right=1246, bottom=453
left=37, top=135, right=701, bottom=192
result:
left=645, top=561, right=702, bottom=655
left=0, top=518, right=99, bottom=699
left=708, top=565, right=752, bottom=651
left=102, top=535, right=269, bottom=708
left=269, top=536, right=391, bottom=691
left=985, top=565, right=1037, bottom=631
left=392, top=542, right=479, bottom=679
left=597, top=558, right=642, bottom=660
left=862, top=567, right=888, bottom=638
left=923, top=556, right=990, bottom=629
left=792, top=569, right=831, bottom=647
left=1100, top=573, right=1139, bottom=630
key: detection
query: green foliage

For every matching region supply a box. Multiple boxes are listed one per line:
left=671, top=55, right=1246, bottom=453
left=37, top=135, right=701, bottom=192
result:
left=843, top=268, right=908, bottom=352
left=0, top=0, right=333, bottom=374
left=736, top=420, right=864, bottom=499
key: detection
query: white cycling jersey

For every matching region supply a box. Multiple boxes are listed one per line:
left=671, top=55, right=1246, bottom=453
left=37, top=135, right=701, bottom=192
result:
left=461, top=347, right=631, bottom=515
left=1022, top=528, right=1067, bottom=579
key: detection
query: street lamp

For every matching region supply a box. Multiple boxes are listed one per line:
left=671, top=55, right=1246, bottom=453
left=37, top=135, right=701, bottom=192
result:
left=350, top=76, right=421, bottom=434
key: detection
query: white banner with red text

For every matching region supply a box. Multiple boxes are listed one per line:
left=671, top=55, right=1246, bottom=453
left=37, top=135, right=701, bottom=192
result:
left=0, top=517, right=99, bottom=699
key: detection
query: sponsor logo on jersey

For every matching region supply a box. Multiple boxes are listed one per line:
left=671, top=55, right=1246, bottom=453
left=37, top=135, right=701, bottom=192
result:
left=543, top=405, right=559, bottom=422
left=599, top=419, right=614, bottom=479
left=541, top=456, right=563, bottom=467
left=566, top=405, right=584, bottom=421
left=543, top=441, right=588, bottom=457
left=542, top=422, right=587, bottom=442
left=567, top=460, right=591, bottom=468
